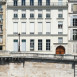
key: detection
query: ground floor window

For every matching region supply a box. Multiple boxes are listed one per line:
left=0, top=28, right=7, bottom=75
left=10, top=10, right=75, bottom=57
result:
left=30, top=39, right=34, bottom=51
left=38, top=39, right=42, bottom=50
left=46, top=39, right=50, bottom=50
left=0, top=46, right=2, bottom=50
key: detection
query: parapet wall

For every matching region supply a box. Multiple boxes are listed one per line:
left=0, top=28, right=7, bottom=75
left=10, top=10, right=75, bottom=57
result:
left=0, top=61, right=74, bottom=77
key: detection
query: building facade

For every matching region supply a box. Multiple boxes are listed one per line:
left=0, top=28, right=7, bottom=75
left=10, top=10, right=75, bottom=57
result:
left=6, top=0, right=68, bottom=54
left=0, top=0, right=6, bottom=50
left=68, top=0, right=77, bottom=54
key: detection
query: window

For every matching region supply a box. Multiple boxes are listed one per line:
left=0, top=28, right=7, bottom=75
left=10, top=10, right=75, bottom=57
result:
left=58, top=21, right=63, bottom=34
left=30, top=13, right=34, bottom=18
left=0, top=25, right=2, bottom=33
left=0, top=46, right=2, bottom=50
left=58, top=14, right=63, bottom=18
left=0, top=5, right=2, bottom=12
left=30, top=0, right=34, bottom=6
left=0, top=36, right=2, bottom=43
left=0, top=15, right=3, bottom=23
left=46, top=39, right=50, bottom=50
left=0, top=5, right=2, bottom=8
left=73, top=19, right=77, bottom=26
left=46, top=0, right=50, bottom=6
left=38, top=10, right=42, bottom=18
left=30, top=39, right=34, bottom=51
left=58, top=0, right=63, bottom=6
left=46, top=22, right=50, bottom=34
left=13, top=22, right=18, bottom=34
left=46, top=10, right=50, bottom=18
left=38, top=40, right=42, bottom=50
left=38, top=22, right=42, bottom=34
left=46, top=14, right=50, bottom=18
left=58, top=9, right=63, bottom=18
left=22, top=14, right=26, bottom=18
left=22, top=0, right=25, bottom=6
left=21, top=22, right=26, bottom=34
left=13, top=39, right=18, bottom=51
left=21, top=40, right=26, bottom=51
left=14, top=10, right=18, bottom=18
left=14, top=0, right=18, bottom=6
left=22, top=10, right=26, bottom=18
left=38, top=14, right=42, bottom=18
left=73, top=4, right=77, bottom=12
left=58, top=37, right=63, bottom=43
left=73, top=29, right=77, bottom=40
left=38, top=0, right=42, bottom=6
left=30, top=22, right=34, bottom=34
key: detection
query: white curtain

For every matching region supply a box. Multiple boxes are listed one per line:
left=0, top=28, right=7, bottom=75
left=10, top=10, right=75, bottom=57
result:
left=13, top=22, right=18, bottom=33
left=38, top=22, right=42, bottom=33
left=30, top=22, right=34, bottom=33
left=22, top=22, right=26, bottom=33
left=46, top=22, right=50, bottom=33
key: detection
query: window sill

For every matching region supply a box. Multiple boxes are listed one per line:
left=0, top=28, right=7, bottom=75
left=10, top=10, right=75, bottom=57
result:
left=29, top=18, right=35, bottom=19
left=21, top=32, right=26, bottom=34
left=13, top=33, right=18, bottom=35
left=37, top=18, right=43, bottom=19
left=57, top=18, right=64, bottom=19
left=20, top=18, right=27, bottom=19
left=45, top=18, right=51, bottom=19
left=12, top=18, right=19, bottom=20
left=53, top=43, right=68, bottom=45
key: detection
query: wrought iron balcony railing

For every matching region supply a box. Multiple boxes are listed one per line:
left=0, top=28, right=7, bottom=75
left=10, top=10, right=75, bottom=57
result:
left=68, top=0, right=77, bottom=1
left=7, top=2, right=68, bottom=7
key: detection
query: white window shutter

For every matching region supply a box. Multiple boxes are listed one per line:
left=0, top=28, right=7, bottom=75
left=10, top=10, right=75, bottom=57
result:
left=30, top=22, right=34, bottom=33
left=70, top=16, right=73, bottom=26
left=22, top=22, right=26, bottom=33
left=13, top=22, right=18, bottom=33
left=70, top=29, right=73, bottom=40
left=46, top=22, right=50, bottom=33
left=38, top=22, right=42, bottom=33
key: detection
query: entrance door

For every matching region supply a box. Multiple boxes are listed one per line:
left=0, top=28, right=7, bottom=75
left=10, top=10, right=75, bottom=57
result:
left=56, top=46, right=65, bottom=54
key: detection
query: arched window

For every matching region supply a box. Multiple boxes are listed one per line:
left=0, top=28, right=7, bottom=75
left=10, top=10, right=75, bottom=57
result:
left=56, top=45, right=65, bottom=54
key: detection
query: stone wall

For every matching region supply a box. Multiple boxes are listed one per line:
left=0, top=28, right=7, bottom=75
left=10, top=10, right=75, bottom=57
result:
left=0, top=61, right=74, bottom=77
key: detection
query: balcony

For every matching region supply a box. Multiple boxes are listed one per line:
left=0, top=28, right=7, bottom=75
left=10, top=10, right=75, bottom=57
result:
left=7, top=2, right=68, bottom=8
left=68, top=0, right=77, bottom=2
